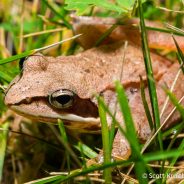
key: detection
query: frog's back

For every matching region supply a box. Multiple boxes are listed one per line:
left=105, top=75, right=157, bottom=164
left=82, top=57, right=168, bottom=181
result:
left=56, top=41, right=172, bottom=99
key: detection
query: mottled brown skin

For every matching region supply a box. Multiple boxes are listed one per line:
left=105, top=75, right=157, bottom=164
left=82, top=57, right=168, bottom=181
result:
left=72, top=16, right=184, bottom=129
left=72, top=15, right=184, bottom=51
left=5, top=39, right=178, bottom=160
left=5, top=15, right=184, bottom=161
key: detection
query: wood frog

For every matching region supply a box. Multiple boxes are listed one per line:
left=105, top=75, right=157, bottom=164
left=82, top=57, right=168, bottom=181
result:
left=4, top=17, right=184, bottom=160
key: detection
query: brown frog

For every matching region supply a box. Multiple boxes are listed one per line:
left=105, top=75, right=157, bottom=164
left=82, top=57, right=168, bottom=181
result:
left=4, top=17, right=184, bottom=160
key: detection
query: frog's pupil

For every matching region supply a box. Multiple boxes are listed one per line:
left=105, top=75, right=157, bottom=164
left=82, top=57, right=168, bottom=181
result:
left=55, top=95, right=71, bottom=105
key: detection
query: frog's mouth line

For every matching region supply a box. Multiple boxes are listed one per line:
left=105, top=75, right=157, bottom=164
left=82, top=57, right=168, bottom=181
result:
left=51, top=113, right=100, bottom=123
left=10, top=104, right=101, bottom=132
left=10, top=104, right=100, bottom=124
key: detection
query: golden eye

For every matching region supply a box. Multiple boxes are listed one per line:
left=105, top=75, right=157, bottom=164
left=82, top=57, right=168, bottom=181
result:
left=49, top=89, right=75, bottom=109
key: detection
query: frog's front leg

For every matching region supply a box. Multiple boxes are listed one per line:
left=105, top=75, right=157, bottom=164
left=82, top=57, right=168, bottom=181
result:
left=97, top=121, right=131, bottom=162
left=100, top=88, right=151, bottom=160
left=111, top=129, right=131, bottom=160
left=97, top=127, right=131, bottom=162
left=99, top=89, right=132, bottom=160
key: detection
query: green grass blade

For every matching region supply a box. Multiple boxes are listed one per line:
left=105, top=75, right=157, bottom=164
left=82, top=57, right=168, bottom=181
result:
left=0, top=35, right=81, bottom=65
left=138, top=0, right=163, bottom=151
left=97, top=93, right=140, bottom=157
left=25, top=148, right=184, bottom=184
left=77, top=142, right=91, bottom=183
left=95, top=24, right=118, bottom=47
left=176, top=52, right=184, bottom=72
left=115, top=81, right=139, bottom=152
left=140, top=76, right=154, bottom=130
left=162, top=89, right=184, bottom=182
left=162, top=120, right=184, bottom=179
left=97, top=97, right=120, bottom=153
left=0, top=50, right=34, bottom=65
left=115, top=81, right=148, bottom=184
left=166, top=121, right=184, bottom=151
left=164, top=89, right=184, bottom=119
left=163, top=138, right=184, bottom=183
left=25, top=159, right=131, bottom=184
left=146, top=26, right=184, bottom=36
left=42, top=0, right=72, bottom=29
left=0, top=122, right=9, bottom=182
left=98, top=96, right=112, bottom=184
left=78, top=142, right=88, bottom=167
left=58, top=120, right=68, bottom=142
left=172, top=35, right=184, bottom=62
left=172, top=35, right=184, bottom=73
left=74, top=142, right=97, bottom=159
left=131, top=0, right=138, bottom=16
left=58, top=120, right=71, bottom=173
left=108, top=116, right=116, bottom=155
left=162, top=123, right=183, bottom=138
left=166, top=23, right=184, bottom=36
left=0, top=71, right=13, bottom=82
left=78, top=142, right=92, bottom=183
left=48, top=124, right=81, bottom=167
left=25, top=175, right=66, bottom=184
left=143, top=149, right=184, bottom=162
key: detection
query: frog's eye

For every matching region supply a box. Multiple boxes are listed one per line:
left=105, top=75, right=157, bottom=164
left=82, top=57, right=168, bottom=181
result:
left=49, top=89, right=75, bottom=109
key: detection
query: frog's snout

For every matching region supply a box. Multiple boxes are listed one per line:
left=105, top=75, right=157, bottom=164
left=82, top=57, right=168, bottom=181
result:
left=4, top=75, right=22, bottom=106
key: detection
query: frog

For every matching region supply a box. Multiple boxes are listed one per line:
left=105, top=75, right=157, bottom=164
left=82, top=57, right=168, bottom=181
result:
left=4, top=17, right=184, bottom=160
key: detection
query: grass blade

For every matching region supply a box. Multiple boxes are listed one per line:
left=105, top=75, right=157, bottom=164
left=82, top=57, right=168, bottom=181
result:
left=25, top=159, right=132, bottom=184
left=115, top=81, right=148, bottom=184
left=138, top=0, right=163, bottom=151
left=164, top=139, right=184, bottom=178
left=98, top=96, right=112, bottom=184
left=48, top=124, right=81, bottom=167
left=140, top=76, right=154, bottom=130
left=58, top=120, right=68, bottom=143
left=58, top=120, right=71, bottom=173
left=74, top=142, right=97, bottom=159
left=77, top=142, right=91, bottom=183
left=166, top=121, right=184, bottom=151
left=0, top=34, right=81, bottom=65
left=115, top=81, right=139, bottom=152
left=95, top=24, right=118, bottom=47
left=172, top=35, right=184, bottom=73
left=25, top=147, right=184, bottom=184
left=0, top=71, right=13, bottom=82
left=0, top=122, right=9, bottom=182
left=166, top=23, right=184, bottom=36
left=164, top=89, right=184, bottom=119
left=42, top=0, right=72, bottom=29
left=0, top=50, right=34, bottom=65
left=162, top=89, right=184, bottom=182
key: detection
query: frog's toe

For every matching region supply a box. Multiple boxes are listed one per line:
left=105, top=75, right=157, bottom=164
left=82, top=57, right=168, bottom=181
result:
left=96, top=131, right=131, bottom=163
left=111, top=131, right=131, bottom=160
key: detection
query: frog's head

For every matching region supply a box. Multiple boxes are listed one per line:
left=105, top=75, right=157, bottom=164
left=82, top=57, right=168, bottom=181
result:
left=4, top=54, right=101, bottom=132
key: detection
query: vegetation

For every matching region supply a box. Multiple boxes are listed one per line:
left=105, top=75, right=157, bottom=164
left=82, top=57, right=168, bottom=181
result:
left=0, top=0, right=184, bottom=183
